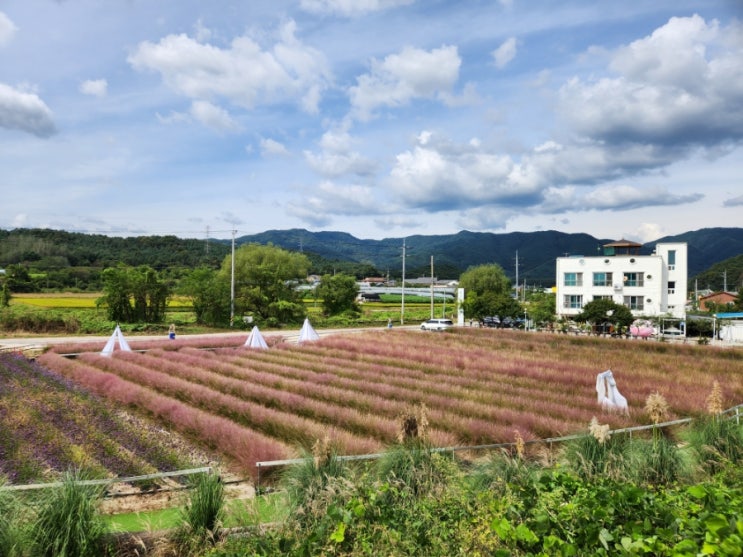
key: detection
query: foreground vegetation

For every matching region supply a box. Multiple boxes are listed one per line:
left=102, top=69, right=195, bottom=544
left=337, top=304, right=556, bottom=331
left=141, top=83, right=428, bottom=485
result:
left=1, top=326, right=741, bottom=555
left=1, top=412, right=741, bottom=556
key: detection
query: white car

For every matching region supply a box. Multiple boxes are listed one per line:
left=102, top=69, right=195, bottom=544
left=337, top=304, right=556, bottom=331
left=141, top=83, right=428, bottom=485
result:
left=420, top=318, right=454, bottom=331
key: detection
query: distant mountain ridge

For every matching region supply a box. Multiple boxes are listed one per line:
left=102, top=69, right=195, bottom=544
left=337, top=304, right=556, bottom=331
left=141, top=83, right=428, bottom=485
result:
left=235, top=227, right=743, bottom=286
left=2, top=227, right=741, bottom=290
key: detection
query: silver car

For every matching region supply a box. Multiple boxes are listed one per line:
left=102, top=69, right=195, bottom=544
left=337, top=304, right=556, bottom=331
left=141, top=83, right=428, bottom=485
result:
left=420, top=318, right=454, bottom=331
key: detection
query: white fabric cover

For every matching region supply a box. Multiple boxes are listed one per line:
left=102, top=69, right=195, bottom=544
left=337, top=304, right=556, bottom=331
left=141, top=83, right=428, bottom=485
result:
left=297, top=318, right=320, bottom=343
left=101, top=325, right=132, bottom=357
left=596, top=369, right=628, bottom=414
left=245, top=325, right=269, bottom=349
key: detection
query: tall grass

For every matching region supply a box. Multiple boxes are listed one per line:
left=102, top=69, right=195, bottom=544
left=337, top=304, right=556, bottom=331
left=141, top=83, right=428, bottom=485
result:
left=685, top=415, right=743, bottom=476
left=30, top=469, right=106, bottom=557
left=0, top=476, right=27, bottom=557
left=172, top=471, right=226, bottom=555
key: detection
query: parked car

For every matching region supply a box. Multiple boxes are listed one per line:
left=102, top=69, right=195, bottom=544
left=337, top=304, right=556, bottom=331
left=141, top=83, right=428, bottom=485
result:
left=420, top=318, right=454, bottom=331
left=482, top=316, right=500, bottom=328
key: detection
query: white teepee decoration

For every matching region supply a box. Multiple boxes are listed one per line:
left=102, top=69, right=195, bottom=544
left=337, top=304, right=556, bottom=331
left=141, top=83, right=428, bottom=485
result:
left=244, top=325, right=269, bottom=349
left=596, top=369, right=628, bottom=414
left=101, top=325, right=132, bottom=357
left=297, top=318, right=320, bottom=344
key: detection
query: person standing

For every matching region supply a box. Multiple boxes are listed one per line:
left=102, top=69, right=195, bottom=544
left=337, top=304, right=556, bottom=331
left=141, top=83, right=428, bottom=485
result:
left=168, top=324, right=176, bottom=340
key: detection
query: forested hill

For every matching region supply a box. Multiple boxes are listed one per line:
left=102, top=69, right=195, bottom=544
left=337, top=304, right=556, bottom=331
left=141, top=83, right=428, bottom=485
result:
left=0, top=229, right=229, bottom=271
left=237, top=227, right=743, bottom=286
left=1, top=227, right=742, bottom=289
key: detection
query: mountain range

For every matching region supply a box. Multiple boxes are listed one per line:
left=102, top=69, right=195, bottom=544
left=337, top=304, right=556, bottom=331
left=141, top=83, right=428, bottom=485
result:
left=231, top=227, right=743, bottom=288
left=1, top=227, right=742, bottom=291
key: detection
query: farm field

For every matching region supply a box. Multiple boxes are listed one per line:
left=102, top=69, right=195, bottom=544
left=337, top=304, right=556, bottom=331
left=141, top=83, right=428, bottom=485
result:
left=11, top=327, right=738, bottom=486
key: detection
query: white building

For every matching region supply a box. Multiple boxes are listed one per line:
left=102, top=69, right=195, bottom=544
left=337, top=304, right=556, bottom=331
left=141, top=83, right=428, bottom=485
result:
left=555, top=240, right=687, bottom=319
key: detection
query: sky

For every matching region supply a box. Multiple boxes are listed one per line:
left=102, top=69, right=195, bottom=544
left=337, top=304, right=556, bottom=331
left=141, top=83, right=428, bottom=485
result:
left=1, top=0, right=742, bottom=243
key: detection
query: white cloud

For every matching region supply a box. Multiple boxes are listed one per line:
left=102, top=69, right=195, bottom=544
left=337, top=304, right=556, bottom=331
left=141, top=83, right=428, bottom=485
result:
left=455, top=206, right=515, bottom=231
left=304, top=129, right=377, bottom=177
left=79, top=79, right=108, bottom=97
left=300, top=0, right=414, bottom=17
left=558, top=15, right=743, bottom=147
left=389, top=133, right=528, bottom=210
left=492, top=37, right=518, bottom=69
left=260, top=138, right=290, bottom=157
left=128, top=20, right=331, bottom=116
left=635, top=223, right=666, bottom=243
left=189, top=100, right=240, bottom=132
left=349, top=45, right=461, bottom=120
left=0, top=12, right=17, bottom=46
left=287, top=180, right=381, bottom=226
left=0, top=83, right=56, bottom=137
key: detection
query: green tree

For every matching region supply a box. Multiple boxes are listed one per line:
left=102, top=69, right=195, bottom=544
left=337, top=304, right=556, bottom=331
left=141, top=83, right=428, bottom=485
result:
left=4, top=264, right=37, bottom=293
left=459, top=264, right=521, bottom=323
left=576, top=298, right=633, bottom=334
left=525, top=290, right=556, bottom=328
left=0, top=280, right=10, bottom=307
left=97, top=265, right=170, bottom=323
left=180, top=267, right=231, bottom=326
left=316, top=273, right=360, bottom=316
left=221, top=243, right=310, bottom=326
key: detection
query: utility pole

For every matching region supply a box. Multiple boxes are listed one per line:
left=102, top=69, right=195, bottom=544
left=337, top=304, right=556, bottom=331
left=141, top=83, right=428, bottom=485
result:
left=515, top=250, right=520, bottom=298
left=230, top=229, right=236, bottom=327
left=401, top=239, right=406, bottom=325
left=430, top=255, right=434, bottom=319
left=723, top=270, right=728, bottom=292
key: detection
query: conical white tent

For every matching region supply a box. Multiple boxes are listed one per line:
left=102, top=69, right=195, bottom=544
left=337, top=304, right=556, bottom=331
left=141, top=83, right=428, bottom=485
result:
left=596, top=369, right=628, bottom=414
left=297, top=318, right=320, bottom=344
left=244, top=325, right=269, bottom=349
left=101, top=325, right=132, bottom=357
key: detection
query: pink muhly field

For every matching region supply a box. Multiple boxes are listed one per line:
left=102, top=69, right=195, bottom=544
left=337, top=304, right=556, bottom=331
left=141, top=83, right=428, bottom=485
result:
left=35, top=327, right=742, bottom=479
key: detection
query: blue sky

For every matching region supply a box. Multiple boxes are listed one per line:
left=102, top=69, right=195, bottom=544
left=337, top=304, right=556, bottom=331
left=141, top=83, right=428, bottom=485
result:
left=1, top=0, right=741, bottom=243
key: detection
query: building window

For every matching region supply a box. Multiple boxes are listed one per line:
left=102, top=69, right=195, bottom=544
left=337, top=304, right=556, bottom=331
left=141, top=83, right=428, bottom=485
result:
left=623, top=272, right=644, bottom=287
left=623, top=296, right=644, bottom=310
left=668, top=280, right=676, bottom=295
left=668, top=250, right=676, bottom=271
left=593, top=295, right=613, bottom=302
left=564, top=294, right=583, bottom=309
left=564, top=272, right=583, bottom=287
left=593, top=272, right=613, bottom=287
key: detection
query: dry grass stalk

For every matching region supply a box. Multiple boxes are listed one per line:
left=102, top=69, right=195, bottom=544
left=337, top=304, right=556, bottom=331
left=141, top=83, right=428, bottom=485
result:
left=397, top=403, right=429, bottom=443
left=706, top=381, right=724, bottom=415
left=645, top=392, right=669, bottom=425
left=588, top=417, right=611, bottom=444
left=312, top=435, right=332, bottom=468
left=514, top=430, right=525, bottom=458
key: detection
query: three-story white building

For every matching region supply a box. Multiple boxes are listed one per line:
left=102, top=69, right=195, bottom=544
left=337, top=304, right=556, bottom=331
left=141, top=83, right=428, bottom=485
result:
left=555, top=240, right=687, bottom=319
